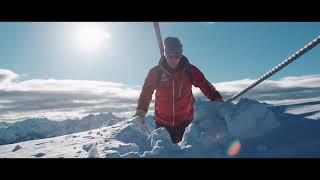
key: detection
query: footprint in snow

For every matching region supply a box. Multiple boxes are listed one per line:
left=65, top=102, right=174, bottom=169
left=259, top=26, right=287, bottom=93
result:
left=33, top=153, right=46, bottom=158
left=12, top=145, right=22, bottom=152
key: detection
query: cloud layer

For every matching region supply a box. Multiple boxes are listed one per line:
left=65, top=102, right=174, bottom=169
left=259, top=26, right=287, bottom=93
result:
left=0, top=69, right=319, bottom=122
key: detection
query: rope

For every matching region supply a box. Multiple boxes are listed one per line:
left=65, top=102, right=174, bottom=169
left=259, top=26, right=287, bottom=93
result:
left=225, top=35, right=320, bottom=104
left=195, top=35, right=320, bottom=125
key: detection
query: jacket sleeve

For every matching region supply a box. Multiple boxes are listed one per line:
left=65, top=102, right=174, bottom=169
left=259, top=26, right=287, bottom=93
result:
left=190, top=65, right=223, bottom=101
left=136, top=67, right=158, bottom=113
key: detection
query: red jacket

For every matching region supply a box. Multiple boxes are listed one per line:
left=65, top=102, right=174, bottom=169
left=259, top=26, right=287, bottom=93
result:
left=137, top=56, right=223, bottom=127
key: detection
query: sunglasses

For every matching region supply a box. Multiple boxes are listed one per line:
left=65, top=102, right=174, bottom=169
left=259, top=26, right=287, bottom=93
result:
left=165, top=55, right=181, bottom=59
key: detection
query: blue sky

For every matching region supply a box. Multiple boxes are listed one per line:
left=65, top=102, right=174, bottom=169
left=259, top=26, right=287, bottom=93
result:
left=1, top=22, right=319, bottom=85
left=0, top=22, right=320, bottom=121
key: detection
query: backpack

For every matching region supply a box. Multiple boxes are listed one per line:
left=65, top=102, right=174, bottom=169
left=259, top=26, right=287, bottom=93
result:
left=155, top=65, right=193, bottom=87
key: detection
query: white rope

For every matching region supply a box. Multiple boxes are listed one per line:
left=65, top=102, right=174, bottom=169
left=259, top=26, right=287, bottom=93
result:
left=195, top=35, right=320, bottom=126
left=225, top=35, right=320, bottom=104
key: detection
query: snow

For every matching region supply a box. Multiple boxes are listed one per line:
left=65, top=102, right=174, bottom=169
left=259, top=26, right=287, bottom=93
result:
left=267, top=97, right=320, bottom=120
left=1, top=98, right=320, bottom=158
left=0, top=112, right=123, bottom=146
left=284, top=104, right=320, bottom=119
left=223, top=98, right=280, bottom=138
left=0, top=122, right=12, bottom=129
left=88, top=143, right=100, bottom=158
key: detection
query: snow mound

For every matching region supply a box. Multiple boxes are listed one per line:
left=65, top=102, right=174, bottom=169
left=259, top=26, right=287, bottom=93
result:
left=0, top=98, right=286, bottom=158
left=91, top=98, right=280, bottom=158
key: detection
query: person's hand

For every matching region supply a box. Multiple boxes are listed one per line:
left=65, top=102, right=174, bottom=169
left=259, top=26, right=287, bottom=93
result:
left=133, top=109, right=146, bottom=125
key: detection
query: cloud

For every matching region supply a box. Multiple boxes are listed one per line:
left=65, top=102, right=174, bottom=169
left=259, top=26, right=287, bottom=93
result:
left=0, top=68, right=319, bottom=122
left=0, top=69, right=19, bottom=85
left=194, top=74, right=320, bottom=105
left=0, top=69, right=142, bottom=122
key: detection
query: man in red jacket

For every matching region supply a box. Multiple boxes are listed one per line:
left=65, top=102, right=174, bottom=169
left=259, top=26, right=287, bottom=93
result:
left=135, top=37, right=224, bottom=143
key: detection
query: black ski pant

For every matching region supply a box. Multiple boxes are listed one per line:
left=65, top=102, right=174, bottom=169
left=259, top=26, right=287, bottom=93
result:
left=155, top=121, right=192, bottom=144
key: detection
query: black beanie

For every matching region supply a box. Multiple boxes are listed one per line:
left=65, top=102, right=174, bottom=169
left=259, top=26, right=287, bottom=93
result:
left=164, top=37, right=183, bottom=56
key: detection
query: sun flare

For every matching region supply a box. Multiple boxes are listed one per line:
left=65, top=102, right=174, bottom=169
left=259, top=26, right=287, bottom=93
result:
left=73, top=23, right=110, bottom=53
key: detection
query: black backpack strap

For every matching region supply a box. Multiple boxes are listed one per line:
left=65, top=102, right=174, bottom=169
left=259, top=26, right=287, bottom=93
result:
left=155, top=65, right=162, bottom=87
left=185, top=65, right=193, bottom=84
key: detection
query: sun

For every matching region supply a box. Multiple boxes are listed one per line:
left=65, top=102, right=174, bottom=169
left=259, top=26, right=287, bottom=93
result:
left=73, top=22, right=110, bottom=53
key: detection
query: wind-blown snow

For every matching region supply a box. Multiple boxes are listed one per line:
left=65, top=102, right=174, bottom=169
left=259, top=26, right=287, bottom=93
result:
left=2, top=98, right=320, bottom=158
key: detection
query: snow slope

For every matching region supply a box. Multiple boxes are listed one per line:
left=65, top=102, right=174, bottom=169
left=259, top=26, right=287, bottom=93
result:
left=1, top=98, right=320, bottom=158
left=268, top=97, right=320, bottom=120
left=0, top=112, right=123, bottom=146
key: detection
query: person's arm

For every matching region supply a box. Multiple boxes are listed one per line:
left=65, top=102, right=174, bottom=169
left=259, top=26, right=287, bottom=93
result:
left=136, top=67, right=158, bottom=115
left=190, top=65, right=224, bottom=101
